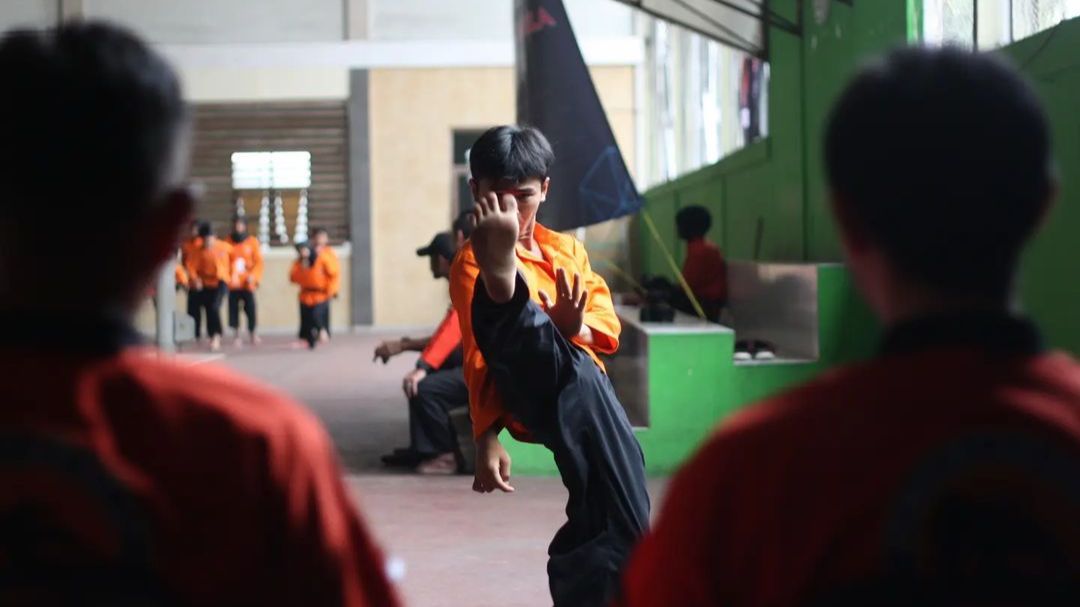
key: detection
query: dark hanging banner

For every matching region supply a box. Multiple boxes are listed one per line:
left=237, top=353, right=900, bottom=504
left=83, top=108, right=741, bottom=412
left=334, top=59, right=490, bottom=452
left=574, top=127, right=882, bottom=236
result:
left=515, top=0, right=644, bottom=231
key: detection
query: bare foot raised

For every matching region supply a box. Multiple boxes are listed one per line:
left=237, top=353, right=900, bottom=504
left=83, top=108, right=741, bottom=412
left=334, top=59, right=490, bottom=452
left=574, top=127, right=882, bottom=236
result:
left=471, top=192, right=519, bottom=303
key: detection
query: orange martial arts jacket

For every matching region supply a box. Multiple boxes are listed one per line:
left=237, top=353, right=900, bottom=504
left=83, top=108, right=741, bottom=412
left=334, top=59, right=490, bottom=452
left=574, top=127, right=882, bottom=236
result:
left=450, top=223, right=620, bottom=440
left=180, top=236, right=201, bottom=269
left=226, top=234, right=264, bottom=291
left=185, top=240, right=232, bottom=289
left=290, top=247, right=340, bottom=306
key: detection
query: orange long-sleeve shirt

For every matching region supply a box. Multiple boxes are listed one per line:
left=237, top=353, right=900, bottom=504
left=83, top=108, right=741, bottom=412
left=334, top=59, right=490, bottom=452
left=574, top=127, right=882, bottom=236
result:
left=185, top=239, right=233, bottom=288
left=420, top=307, right=462, bottom=370
left=290, top=247, right=340, bottom=306
left=226, top=235, right=264, bottom=291
left=180, top=236, right=201, bottom=268
left=450, top=223, right=621, bottom=440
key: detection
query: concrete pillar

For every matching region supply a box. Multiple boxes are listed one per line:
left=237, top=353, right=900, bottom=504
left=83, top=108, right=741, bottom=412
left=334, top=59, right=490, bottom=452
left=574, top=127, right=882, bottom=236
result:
left=345, top=0, right=370, bottom=40
left=154, top=263, right=176, bottom=353
left=348, top=69, right=374, bottom=325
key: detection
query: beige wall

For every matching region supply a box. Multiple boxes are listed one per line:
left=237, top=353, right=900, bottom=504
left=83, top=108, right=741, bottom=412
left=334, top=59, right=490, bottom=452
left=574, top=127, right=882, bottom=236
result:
left=178, top=67, right=349, bottom=103
left=369, top=65, right=637, bottom=326
left=135, top=246, right=352, bottom=338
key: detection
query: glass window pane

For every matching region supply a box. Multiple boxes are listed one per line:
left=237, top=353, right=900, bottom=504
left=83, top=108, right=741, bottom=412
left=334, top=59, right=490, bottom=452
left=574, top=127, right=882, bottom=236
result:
left=1014, top=0, right=1068, bottom=40
left=924, top=0, right=976, bottom=48
left=977, top=0, right=1012, bottom=49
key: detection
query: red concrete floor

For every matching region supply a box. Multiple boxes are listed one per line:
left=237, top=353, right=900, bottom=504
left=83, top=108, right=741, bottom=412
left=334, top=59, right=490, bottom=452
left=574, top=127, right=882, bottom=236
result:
left=214, top=332, right=669, bottom=607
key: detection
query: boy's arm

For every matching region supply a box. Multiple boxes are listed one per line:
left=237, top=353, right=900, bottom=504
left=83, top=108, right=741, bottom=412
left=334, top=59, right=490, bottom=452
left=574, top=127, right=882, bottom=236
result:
left=449, top=251, right=489, bottom=437
left=574, top=241, right=620, bottom=355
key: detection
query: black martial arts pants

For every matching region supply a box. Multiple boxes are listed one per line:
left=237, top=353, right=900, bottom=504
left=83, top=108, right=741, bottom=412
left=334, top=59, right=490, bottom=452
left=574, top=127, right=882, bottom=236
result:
left=186, top=289, right=200, bottom=338
left=196, top=283, right=228, bottom=338
left=409, top=366, right=469, bottom=457
left=298, top=301, right=330, bottom=345
left=228, top=289, right=257, bottom=333
left=472, top=274, right=650, bottom=607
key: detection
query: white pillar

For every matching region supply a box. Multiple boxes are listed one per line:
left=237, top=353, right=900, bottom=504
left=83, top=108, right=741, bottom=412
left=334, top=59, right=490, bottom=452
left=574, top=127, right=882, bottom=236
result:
left=154, top=263, right=175, bottom=353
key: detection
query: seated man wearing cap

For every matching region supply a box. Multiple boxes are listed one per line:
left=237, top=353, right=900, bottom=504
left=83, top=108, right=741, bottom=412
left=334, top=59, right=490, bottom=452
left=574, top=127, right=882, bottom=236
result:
left=374, top=231, right=471, bottom=474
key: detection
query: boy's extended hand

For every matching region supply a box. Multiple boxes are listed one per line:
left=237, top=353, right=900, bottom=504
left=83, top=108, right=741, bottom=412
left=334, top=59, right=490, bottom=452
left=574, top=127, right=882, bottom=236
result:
left=538, top=267, right=588, bottom=340
left=474, top=427, right=514, bottom=493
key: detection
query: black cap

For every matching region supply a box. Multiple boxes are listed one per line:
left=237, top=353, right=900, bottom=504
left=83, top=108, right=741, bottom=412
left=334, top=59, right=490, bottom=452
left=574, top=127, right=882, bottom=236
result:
left=417, top=232, right=456, bottom=261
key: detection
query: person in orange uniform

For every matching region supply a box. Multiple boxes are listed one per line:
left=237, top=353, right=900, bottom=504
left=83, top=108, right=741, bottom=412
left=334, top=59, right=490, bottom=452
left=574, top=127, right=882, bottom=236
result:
left=290, top=227, right=339, bottom=349
left=375, top=232, right=470, bottom=474
left=186, top=222, right=232, bottom=352
left=180, top=219, right=202, bottom=338
left=449, top=126, right=649, bottom=607
left=0, top=21, right=398, bottom=605
left=225, top=216, right=263, bottom=347
left=675, top=205, right=726, bottom=322
left=618, top=48, right=1080, bottom=606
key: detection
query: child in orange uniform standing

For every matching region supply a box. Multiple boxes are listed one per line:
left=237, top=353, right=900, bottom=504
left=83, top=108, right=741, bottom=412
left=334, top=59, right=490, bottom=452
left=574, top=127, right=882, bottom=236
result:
left=186, top=222, right=232, bottom=352
left=225, top=216, right=263, bottom=347
left=180, top=219, right=202, bottom=338
left=290, top=227, right=339, bottom=349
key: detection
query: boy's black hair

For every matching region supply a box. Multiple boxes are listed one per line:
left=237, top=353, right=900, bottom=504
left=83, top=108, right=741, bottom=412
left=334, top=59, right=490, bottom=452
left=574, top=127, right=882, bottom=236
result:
left=675, top=205, right=712, bottom=240
left=469, top=125, right=555, bottom=183
left=0, top=22, right=186, bottom=229
left=197, top=221, right=212, bottom=239
left=312, top=227, right=329, bottom=237
left=825, top=47, right=1052, bottom=299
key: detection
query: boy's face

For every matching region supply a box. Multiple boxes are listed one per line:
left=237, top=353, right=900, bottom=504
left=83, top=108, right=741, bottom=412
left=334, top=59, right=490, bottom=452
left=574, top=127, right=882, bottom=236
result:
left=314, top=232, right=329, bottom=248
left=471, top=176, right=549, bottom=232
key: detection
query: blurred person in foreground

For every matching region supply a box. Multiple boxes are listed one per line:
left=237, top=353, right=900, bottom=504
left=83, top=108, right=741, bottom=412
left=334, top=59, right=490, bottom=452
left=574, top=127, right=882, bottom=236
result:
left=617, top=47, right=1079, bottom=607
left=0, top=21, right=398, bottom=605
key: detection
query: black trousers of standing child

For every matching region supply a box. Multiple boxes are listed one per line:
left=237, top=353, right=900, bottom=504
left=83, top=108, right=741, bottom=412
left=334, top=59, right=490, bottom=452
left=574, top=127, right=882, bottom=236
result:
left=228, top=289, right=257, bottom=333
left=298, top=301, right=330, bottom=348
left=197, top=282, right=228, bottom=338
left=187, top=289, right=201, bottom=338
left=472, top=275, right=650, bottom=607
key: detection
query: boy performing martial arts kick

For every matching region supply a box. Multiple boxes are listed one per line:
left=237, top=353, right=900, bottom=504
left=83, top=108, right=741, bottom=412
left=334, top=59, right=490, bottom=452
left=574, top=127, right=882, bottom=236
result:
left=450, top=125, right=649, bottom=607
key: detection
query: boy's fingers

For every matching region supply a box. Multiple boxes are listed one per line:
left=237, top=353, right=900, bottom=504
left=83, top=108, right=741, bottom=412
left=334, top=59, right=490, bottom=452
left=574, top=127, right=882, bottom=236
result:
left=571, top=273, right=582, bottom=304
left=555, top=268, right=569, bottom=301
left=538, top=290, right=553, bottom=310
left=500, top=457, right=512, bottom=482
left=493, top=474, right=514, bottom=493
left=577, top=289, right=588, bottom=309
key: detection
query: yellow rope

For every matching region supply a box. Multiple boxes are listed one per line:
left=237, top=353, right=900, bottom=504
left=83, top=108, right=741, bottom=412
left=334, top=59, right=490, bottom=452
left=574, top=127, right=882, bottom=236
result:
left=599, top=260, right=647, bottom=294
left=640, top=209, right=707, bottom=320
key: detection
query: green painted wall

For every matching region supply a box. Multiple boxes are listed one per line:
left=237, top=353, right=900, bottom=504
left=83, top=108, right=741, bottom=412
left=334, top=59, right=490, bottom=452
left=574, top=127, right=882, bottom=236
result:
left=1001, top=18, right=1080, bottom=354
left=638, top=0, right=910, bottom=271
left=506, top=265, right=879, bottom=475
